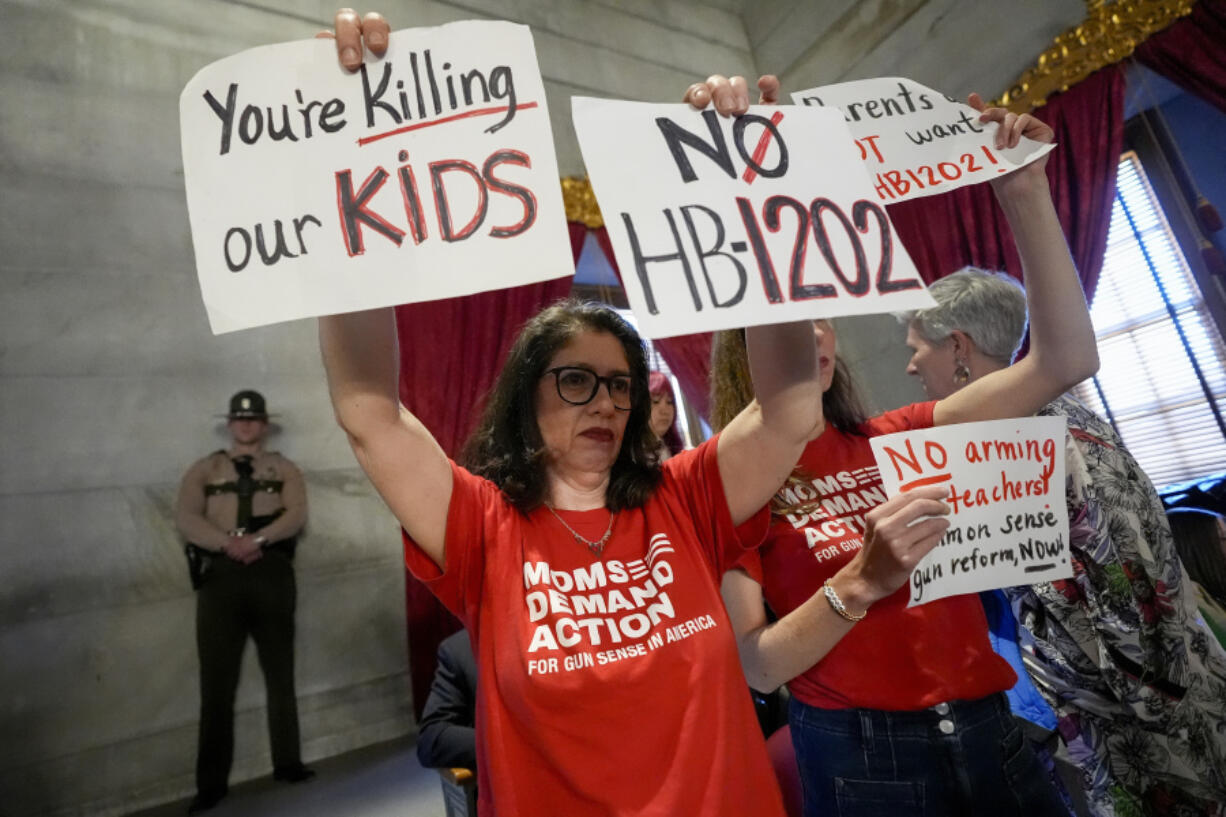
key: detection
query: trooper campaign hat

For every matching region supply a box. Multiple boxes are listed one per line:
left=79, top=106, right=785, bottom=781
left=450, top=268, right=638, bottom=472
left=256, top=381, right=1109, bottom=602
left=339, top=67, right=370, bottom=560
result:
left=222, top=389, right=272, bottom=420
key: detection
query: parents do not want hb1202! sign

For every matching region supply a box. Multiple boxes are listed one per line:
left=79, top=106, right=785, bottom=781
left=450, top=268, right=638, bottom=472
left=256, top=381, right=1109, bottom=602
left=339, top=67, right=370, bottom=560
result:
left=180, top=21, right=571, bottom=334
left=790, top=78, right=1056, bottom=204
left=572, top=98, right=936, bottom=339
left=869, top=416, right=1072, bottom=607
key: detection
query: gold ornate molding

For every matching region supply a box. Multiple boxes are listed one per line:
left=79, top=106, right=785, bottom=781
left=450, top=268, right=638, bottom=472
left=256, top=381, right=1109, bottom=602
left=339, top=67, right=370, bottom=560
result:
left=562, top=176, right=604, bottom=228
left=997, top=0, right=1196, bottom=113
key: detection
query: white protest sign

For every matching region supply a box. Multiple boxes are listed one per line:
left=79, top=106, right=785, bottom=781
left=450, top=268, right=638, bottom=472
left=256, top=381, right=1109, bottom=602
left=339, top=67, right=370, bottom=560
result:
left=869, top=416, right=1071, bottom=607
left=571, top=98, right=934, bottom=339
left=181, top=21, right=571, bottom=334
left=789, top=78, right=1056, bottom=204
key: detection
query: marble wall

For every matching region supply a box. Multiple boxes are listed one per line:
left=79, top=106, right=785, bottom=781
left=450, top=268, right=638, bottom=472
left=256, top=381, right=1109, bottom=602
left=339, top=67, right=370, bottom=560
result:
left=744, top=0, right=1081, bottom=103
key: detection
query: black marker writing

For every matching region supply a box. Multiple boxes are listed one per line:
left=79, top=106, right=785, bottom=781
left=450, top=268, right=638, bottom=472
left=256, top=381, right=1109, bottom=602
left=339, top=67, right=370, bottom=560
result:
left=203, top=83, right=346, bottom=156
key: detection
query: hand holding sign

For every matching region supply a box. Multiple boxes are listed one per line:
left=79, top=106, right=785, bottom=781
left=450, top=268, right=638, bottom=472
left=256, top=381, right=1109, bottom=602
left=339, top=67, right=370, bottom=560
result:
left=790, top=78, right=1056, bottom=204
left=682, top=73, right=780, bottom=114
left=839, top=485, right=952, bottom=611
left=321, top=9, right=390, bottom=72
left=967, top=92, right=1054, bottom=197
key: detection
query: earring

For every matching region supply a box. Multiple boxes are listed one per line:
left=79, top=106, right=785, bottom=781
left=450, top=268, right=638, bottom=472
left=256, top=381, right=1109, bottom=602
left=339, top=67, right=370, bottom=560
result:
left=953, top=357, right=971, bottom=385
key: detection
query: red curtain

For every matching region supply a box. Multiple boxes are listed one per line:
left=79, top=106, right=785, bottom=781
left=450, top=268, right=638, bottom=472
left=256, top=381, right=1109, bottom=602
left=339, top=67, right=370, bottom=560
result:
left=593, top=227, right=714, bottom=420
left=885, top=65, right=1127, bottom=304
left=1136, top=0, right=1226, bottom=115
left=397, top=222, right=583, bottom=719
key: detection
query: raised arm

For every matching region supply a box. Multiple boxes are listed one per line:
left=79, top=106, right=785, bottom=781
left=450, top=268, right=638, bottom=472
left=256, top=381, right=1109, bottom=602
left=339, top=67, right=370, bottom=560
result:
left=933, top=96, right=1099, bottom=426
left=314, top=12, right=451, bottom=568
left=319, top=308, right=452, bottom=569
left=682, top=75, right=824, bottom=524
left=717, top=320, right=824, bottom=524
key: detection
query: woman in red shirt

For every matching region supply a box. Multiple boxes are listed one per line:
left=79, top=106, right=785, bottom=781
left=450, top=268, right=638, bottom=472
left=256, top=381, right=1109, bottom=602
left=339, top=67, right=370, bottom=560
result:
left=316, top=16, right=886, bottom=815
left=695, top=73, right=1099, bottom=816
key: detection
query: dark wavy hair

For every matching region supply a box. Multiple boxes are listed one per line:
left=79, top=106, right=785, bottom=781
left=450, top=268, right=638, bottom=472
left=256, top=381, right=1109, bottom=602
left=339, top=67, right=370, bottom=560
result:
left=460, top=298, right=662, bottom=512
left=709, top=324, right=867, bottom=514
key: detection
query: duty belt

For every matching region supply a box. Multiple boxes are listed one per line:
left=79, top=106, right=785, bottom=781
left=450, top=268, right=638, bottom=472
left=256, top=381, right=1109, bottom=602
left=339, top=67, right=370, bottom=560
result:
left=185, top=454, right=293, bottom=589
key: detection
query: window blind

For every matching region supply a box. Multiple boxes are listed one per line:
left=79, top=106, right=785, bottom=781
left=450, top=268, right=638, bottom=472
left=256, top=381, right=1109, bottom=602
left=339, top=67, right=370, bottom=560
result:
left=1072, top=152, right=1226, bottom=489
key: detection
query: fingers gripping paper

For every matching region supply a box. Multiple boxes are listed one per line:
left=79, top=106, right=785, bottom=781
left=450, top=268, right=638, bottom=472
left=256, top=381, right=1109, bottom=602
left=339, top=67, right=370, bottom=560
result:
left=180, top=21, right=571, bottom=334
left=869, top=417, right=1072, bottom=607
left=790, top=78, right=1056, bottom=204
left=571, top=98, right=934, bottom=339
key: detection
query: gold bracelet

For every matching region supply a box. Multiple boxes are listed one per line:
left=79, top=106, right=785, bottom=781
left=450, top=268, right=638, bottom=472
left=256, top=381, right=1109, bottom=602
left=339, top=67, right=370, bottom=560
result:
left=823, top=579, right=867, bottom=623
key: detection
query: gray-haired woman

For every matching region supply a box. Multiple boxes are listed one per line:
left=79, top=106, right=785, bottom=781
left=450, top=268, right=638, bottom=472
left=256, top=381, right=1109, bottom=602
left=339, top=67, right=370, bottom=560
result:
left=901, top=268, right=1028, bottom=395
left=902, top=268, right=1226, bottom=815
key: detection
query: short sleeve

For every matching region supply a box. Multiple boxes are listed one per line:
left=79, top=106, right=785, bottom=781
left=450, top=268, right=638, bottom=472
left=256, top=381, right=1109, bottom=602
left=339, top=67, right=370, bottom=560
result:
left=661, top=435, right=771, bottom=577
left=729, top=546, right=765, bottom=585
left=864, top=401, right=936, bottom=435
left=401, top=461, right=502, bottom=627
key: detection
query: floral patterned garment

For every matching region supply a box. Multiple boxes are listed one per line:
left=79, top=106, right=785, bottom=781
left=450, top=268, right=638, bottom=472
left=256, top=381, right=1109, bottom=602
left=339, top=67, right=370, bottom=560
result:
left=1003, top=396, right=1226, bottom=817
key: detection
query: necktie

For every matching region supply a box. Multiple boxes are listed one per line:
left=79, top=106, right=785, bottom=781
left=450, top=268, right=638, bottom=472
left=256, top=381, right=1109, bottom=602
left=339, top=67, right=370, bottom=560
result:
left=233, top=456, right=256, bottom=531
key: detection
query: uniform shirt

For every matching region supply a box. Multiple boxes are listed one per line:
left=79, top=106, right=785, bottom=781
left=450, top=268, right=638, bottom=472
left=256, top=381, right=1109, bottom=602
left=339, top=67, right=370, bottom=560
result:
left=175, top=450, right=306, bottom=549
left=404, top=438, right=787, bottom=817
left=739, top=403, right=1016, bottom=711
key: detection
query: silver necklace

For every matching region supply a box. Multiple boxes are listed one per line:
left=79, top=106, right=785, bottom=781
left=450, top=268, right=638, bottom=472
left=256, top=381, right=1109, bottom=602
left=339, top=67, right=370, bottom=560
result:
left=545, top=504, right=616, bottom=557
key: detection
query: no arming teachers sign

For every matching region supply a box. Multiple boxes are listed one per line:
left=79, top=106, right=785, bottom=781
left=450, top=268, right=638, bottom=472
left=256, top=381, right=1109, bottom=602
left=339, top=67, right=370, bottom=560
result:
left=181, top=21, right=570, bottom=334
left=869, top=416, right=1072, bottom=607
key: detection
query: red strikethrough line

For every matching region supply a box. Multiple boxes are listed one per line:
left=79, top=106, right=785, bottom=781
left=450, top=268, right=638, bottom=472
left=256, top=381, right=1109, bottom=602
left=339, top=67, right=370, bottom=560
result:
left=358, top=101, right=540, bottom=146
left=742, top=110, right=785, bottom=184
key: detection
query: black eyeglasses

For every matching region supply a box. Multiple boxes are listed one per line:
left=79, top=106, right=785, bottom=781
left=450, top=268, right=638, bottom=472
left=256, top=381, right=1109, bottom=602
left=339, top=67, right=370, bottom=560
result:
left=544, top=367, right=634, bottom=410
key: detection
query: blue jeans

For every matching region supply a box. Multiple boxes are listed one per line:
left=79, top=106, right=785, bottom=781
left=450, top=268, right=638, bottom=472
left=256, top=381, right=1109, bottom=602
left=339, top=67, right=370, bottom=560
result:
left=789, top=693, right=1069, bottom=817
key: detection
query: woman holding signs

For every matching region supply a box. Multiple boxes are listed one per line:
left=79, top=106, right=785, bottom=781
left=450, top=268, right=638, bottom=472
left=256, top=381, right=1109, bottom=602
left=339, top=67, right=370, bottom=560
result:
left=319, top=12, right=815, bottom=816
left=698, top=74, right=1097, bottom=816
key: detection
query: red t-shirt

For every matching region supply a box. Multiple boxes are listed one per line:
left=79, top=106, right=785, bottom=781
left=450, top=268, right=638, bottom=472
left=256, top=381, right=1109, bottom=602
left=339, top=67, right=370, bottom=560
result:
left=404, top=438, right=787, bottom=817
left=738, top=403, right=1016, bottom=711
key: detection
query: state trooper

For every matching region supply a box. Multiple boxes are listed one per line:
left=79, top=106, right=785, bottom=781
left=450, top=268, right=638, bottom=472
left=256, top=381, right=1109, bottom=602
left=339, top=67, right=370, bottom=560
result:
left=175, top=390, right=313, bottom=813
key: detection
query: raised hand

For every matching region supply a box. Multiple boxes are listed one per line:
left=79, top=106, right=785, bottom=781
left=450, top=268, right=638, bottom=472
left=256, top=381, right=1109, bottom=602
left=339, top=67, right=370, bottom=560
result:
left=968, top=92, right=1053, bottom=192
left=683, top=74, right=780, bottom=116
left=316, top=8, right=391, bottom=72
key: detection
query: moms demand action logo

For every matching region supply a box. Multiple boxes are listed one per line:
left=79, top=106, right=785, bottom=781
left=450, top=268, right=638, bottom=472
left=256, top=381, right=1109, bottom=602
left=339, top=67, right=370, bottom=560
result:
left=522, top=533, right=679, bottom=653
